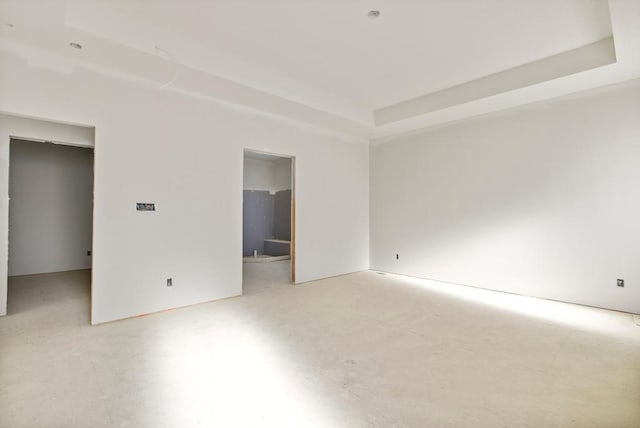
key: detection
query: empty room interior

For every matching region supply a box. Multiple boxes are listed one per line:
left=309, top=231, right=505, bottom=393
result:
left=0, top=1, right=639, bottom=427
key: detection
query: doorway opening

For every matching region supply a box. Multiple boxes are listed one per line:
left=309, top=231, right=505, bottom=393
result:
left=242, top=149, right=295, bottom=293
left=7, top=138, right=94, bottom=319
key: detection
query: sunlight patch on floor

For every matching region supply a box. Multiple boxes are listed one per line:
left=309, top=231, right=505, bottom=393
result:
left=387, top=272, right=638, bottom=340
left=157, top=315, right=339, bottom=427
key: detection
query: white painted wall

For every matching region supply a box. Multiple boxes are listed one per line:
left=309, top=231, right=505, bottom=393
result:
left=243, top=157, right=291, bottom=192
left=243, top=158, right=274, bottom=191
left=371, top=79, right=640, bottom=314
left=273, top=158, right=292, bottom=192
left=0, top=114, right=94, bottom=316
left=0, top=47, right=369, bottom=323
left=9, top=140, right=93, bottom=276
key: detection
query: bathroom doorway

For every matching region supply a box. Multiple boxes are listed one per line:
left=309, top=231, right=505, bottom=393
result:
left=242, top=150, right=295, bottom=293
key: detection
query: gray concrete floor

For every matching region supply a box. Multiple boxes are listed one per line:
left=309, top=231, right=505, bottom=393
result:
left=1, top=269, right=639, bottom=427
left=243, top=259, right=292, bottom=294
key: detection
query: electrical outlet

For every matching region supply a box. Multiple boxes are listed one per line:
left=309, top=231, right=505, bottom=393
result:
left=87, top=250, right=92, bottom=256
left=166, top=278, right=173, bottom=287
left=396, top=253, right=399, bottom=260
left=617, top=279, right=624, bottom=287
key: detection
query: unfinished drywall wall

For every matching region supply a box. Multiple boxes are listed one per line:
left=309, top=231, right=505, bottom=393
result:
left=273, top=189, right=292, bottom=241
left=242, top=188, right=292, bottom=257
left=8, top=139, right=93, bottom=276
left=242, top=190, right=274, bottom=256
left=371, top=78, right=640, bottom=314
left=0, top=114, right=94, bottom=316
left=0, top=45, right=369, bottom=323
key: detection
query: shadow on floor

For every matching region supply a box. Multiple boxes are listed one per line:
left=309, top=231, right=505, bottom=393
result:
left=7, top=270, right=91, bottom=318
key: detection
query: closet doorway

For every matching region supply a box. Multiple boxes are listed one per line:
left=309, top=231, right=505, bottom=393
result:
left=7, top=138, right=94, bottom=318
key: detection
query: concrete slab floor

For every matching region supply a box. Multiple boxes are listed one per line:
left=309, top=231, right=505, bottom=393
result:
left=242, top=259, right=292, bottom=295
left=1, top=269, right=639, bottom=427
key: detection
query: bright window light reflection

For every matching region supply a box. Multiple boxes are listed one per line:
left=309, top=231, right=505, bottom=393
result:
left=387, top=273, right=639, bottom=341
left=155, top=317, right=342, bottom=427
